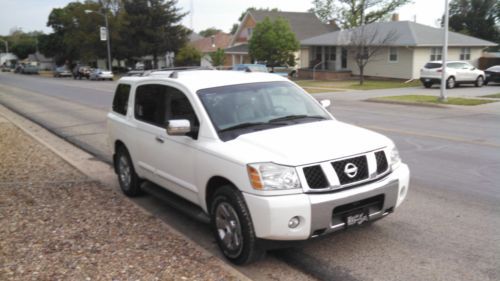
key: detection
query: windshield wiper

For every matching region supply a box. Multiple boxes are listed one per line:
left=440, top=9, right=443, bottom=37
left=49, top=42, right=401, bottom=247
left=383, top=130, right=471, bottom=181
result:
left=269, top=115, right=326, bottom=123
left=219, top=122, right=284, bottom=133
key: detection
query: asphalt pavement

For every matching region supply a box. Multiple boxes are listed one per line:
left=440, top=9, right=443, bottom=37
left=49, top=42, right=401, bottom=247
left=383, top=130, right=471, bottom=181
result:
left=1, top=72, right=499, bottom=281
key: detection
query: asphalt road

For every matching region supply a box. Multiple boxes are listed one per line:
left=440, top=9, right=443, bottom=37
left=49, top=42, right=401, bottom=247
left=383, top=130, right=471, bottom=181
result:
left=1, top=72, right=499, bottom=281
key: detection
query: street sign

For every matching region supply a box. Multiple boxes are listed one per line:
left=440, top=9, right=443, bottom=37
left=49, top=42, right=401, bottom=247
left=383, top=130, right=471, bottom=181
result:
left=100, top=27, right=107, bottom=41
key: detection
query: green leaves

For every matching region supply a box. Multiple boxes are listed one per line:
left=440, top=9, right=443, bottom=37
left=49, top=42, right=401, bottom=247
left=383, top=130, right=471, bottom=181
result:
left=209, top=48, right=226, bottom=67
left=248, top=17, right=300, bottom=68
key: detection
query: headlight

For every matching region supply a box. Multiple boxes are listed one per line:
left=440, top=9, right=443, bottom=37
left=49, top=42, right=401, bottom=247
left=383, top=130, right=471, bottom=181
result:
left=390, top=145, right=402, bottom=170
left=247, top=163, right=301, bottom=190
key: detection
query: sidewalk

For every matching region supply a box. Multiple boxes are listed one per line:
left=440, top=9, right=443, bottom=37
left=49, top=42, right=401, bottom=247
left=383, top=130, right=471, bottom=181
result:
left=0, top=114, right=244, bottom=280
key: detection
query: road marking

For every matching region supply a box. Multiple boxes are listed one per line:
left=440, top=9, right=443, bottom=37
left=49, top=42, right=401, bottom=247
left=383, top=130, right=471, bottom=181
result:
left=365, top=125, right=500, bottom=148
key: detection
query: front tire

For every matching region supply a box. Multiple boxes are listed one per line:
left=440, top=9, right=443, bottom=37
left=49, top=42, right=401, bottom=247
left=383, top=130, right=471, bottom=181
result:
left=423, top=82, right=432, bottom=88
left=210, top=186, right=264, bottom=265
left=446, top=76, right=455, bottom=89
left=475, top=76, right=484, bottom=87
left=115, top=146, right=142, bottom=197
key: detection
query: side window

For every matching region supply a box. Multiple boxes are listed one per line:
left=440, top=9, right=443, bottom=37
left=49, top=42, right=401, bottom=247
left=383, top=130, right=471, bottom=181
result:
left=389, top=47, right=398, bottom=62
left=134, top=84, right=168, bottom=127
left=112, top=84, right=131, bottom=115
left=166, top=87, right=199, bottom=128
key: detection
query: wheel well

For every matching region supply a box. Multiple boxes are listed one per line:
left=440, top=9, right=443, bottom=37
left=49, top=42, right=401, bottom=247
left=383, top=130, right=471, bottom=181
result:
left=205, top=176, right=236, bottom=213
left=113, top=140, right=126, bottom=172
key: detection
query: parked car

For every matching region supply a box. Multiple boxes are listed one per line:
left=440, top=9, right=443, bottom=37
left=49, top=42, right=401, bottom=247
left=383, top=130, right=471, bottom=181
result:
left=107, top=70, right=410, bottom=264
left=73, top=65, right=91, bottom=79
left=53, top=66, right=72, bottom=78
left=484, top=65, right=500, bottom=85
left=233, top=64, right=268, bottom=73
left=21, top=64, right=39, bottom=74
left=270, top=66, right=297, bottom=78
left=89, top=68, right=114, bottom=80
left=420, top=61, right=485, bottom=89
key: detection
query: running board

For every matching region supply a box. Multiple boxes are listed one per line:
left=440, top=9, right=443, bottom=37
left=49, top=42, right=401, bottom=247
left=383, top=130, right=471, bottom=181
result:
left=141, top=181, right=211, bottom=224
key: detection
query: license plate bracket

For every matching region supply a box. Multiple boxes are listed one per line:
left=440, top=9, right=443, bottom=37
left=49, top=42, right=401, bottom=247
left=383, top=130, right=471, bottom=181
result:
left=344, top=209, right=369, bottom=227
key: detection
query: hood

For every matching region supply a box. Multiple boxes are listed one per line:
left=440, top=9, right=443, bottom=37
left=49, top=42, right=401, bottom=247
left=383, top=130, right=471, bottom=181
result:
left=217, top=120, right=392, bottom=166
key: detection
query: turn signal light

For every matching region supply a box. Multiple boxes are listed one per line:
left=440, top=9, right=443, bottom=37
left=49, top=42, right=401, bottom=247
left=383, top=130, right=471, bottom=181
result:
left=247, top=166, right=263, bottom=189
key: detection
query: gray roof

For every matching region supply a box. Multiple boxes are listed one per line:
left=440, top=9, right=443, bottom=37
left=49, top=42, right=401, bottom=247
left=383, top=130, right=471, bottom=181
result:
left=225, top=44, right=248, bottom=54
left=301, top=21, right=497, bottom=47
left=249, top=11, right=338, bottom=41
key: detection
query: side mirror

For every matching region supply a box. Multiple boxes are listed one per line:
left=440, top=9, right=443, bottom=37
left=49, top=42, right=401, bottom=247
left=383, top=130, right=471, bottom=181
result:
left=320, top=99, right=331, bottom=108
left=166, top=119, right=191, bottom=135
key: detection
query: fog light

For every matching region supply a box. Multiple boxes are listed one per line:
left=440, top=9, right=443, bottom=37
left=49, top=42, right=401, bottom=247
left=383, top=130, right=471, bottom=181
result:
left=288, top=216, right=300, bottom=228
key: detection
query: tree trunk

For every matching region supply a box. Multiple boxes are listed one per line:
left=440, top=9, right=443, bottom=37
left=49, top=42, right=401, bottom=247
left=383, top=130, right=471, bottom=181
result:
left=153, top=52, right=158, bottom=69
left=359, top=66, right=364, bottom=85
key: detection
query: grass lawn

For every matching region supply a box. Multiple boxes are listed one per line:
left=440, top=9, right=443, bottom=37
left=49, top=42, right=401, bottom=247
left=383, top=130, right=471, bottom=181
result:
left=480, top=93, right=500, bottom=99
left=294, top=79, right=421, bottom=91
left=372, top=95, right=497, bottom=106
left=302, top=87, right=340, bottom=94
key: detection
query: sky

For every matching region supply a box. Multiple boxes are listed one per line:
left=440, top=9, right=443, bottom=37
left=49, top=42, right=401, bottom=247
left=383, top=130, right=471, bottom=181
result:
left=0, top=0, right=445, bottom=36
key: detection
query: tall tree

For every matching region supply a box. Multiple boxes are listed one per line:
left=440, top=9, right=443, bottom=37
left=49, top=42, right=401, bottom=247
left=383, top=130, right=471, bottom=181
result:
left=122, top=0, right=189, bottom=69
left=8, top=30, right=38, bottom=60
left=447, top=0, right=499, bottom=44
left=249, top=17, right=300, bottom=70
left=311, top=0, right=411, bottom=28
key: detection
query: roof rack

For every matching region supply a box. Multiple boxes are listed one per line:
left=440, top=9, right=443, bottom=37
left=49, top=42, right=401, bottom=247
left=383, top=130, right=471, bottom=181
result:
left=124, top=66, right=215, bottom=78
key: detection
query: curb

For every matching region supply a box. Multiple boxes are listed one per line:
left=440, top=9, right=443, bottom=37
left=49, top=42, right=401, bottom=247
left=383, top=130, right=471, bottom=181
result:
left=0, top=105, right=252, bottom=281
left=364, top=98, right=448, bottom=108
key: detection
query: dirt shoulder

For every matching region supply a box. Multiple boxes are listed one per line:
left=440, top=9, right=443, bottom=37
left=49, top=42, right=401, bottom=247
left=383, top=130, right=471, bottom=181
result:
left=0, top=115, right=243, bottom=280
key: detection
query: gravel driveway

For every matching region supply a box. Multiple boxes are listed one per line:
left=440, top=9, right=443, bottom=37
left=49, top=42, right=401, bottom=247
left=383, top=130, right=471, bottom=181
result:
left=0, top=116, right=240, bottom=280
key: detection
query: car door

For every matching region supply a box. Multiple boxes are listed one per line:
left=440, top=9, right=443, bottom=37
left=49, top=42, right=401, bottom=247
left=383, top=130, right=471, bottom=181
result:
left=462, top=63, right=476, bottom=81
left=133, top=84, right=168, bottom=181
left=149, top=84, right=201, bottom=204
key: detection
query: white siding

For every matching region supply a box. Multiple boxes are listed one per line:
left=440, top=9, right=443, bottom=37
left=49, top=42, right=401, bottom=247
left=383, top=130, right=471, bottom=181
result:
left=299, top=48, right=310, bottom=68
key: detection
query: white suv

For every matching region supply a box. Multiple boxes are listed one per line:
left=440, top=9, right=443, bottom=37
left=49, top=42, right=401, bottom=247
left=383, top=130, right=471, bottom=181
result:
left=420, top=60, right=485, bottom=89
left=107, top=70, right=410, bottom=264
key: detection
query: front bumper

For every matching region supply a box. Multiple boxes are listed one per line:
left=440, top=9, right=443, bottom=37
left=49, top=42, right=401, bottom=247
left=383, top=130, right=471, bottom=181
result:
left=244, top=163, right=409, bottom=240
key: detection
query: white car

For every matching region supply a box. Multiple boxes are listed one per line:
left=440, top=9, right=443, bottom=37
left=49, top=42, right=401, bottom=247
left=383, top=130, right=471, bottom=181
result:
left=107, top=70, right=410, bottom=264
left=420, top=60, right=485, bottom=89
left=89, top=68, right=114, bottom=81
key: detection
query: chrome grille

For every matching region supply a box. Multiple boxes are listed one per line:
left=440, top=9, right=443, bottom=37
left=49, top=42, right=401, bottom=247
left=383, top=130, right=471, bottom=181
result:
left=331, top=155, right=369, bottom=185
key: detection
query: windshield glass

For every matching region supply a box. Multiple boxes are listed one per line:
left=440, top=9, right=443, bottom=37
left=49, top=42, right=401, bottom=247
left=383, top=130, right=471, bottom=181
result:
left=197, top=81, right=331, bottom=141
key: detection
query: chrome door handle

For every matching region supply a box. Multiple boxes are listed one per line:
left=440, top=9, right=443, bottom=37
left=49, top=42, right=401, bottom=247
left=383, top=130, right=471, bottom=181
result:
left=155, top=136, right=165, bottom=143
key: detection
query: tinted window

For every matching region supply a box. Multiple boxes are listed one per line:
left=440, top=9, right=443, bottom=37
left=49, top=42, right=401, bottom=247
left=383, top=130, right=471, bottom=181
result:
left=135, top=84, right=168, bottom=127
left=112, top=84, right=131, bottom=115
left=168, top=88, right=199, bottom=130
left=425, top=63, right=442, bottom=69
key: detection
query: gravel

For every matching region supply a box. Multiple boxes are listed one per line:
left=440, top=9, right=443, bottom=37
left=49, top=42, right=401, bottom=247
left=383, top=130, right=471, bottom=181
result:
left=0, top=118, right=241, bottom=280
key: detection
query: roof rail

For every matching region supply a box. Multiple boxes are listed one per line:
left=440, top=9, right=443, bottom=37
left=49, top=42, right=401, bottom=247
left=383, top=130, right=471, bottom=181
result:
left=124, top=66, right=215, bottom=77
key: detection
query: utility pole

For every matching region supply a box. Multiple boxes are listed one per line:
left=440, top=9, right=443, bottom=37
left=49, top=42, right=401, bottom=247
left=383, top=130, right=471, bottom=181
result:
left=85, top=9, right=113, bottom=71
left=440, top=0, right=449, bottom=102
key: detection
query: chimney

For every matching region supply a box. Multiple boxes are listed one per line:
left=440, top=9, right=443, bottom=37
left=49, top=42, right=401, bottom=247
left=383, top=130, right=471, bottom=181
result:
left=391, top=13, right=399, bottom=21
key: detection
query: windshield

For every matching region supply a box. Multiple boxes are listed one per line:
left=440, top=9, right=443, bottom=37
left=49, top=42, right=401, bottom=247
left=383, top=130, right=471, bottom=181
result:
left=197, top=81, right=331, bottom=141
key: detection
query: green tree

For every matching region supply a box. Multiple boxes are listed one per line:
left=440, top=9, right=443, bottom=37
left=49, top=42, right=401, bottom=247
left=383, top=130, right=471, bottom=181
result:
left=447, top=0, right=499, bottom=44
left=199, top=27, right=222, bottom=37
left=175, top=45, right=201, bottom=66
left=209, top=48, right=225, bottom=67
left=8, top=30, right=39, bottom=60
left=311, top=0, right=412, bottom=28
left=249, top=17, right=300, bottom=70
left=122, top=0, right=189, bottom=69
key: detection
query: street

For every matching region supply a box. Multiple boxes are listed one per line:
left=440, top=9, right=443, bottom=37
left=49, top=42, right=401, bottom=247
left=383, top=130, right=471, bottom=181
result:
left=1, top=72, right=499, bottom=281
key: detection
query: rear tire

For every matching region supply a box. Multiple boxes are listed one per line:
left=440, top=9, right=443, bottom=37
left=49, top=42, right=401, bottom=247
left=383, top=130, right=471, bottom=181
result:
left=446, top=76, right=455, bottom=89
left=210, top=185, right=264, bottom=265
left=475, top=76, right=484, bottom=87
left=115, top=146, right=142, bottom=197
left=423, top=82, right=432, bottom=88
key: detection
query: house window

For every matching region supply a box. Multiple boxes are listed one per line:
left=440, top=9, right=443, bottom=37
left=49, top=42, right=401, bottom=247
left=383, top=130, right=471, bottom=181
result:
left=329, top=47, right=336, bottom=61
left=247, top=28, right=253, bottom=37
left=460, top=48, right=471, bottom=60
left=430, top=48, right=442, bottom=61
left=389, top=47, right=398, bottom=62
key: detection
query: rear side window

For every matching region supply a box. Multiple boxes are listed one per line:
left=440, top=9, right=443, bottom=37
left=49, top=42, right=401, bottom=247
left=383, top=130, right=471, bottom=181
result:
left=112, top=84, right=131, bottom=115
left=135, top=84, right=168, bottom=127
left=424, top=63, right=442, bottom=69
